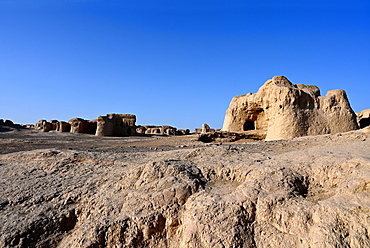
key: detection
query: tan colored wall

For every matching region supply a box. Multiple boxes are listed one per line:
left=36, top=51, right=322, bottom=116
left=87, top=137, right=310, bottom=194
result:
left=95, top=114, right=136, bottom=137
left=68, top=118, right=88, bottom=134
left=223, top=76, right=358, bottom=141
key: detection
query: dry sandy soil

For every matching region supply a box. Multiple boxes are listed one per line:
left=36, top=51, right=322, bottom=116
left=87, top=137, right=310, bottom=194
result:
left=0, top=126, right=369, bottom=247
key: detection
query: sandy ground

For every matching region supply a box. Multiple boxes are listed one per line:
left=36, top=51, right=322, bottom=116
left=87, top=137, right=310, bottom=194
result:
left=1, top=126, right=369, bottom=247
left=0, top=126, right=316, bottom=155
left=0, top=127, right=202, bottom=154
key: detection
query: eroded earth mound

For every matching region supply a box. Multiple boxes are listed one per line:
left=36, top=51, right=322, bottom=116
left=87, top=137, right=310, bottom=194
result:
left=0, top=128, right=369, bottom=247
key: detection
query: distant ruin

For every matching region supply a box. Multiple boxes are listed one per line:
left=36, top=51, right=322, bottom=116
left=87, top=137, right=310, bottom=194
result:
left=56, top=121, right=71, bottom=132
left=223, top=76, right=359, bottom=141
left=193, top=124, right=219, bottom=134
left=136, top=125, right=190, bottom=135
left=35, top=120, right=54, bottom=132
left=8, top=77, right=365, bottom=142
left=35, top=114, right=137, bottom=137
left=0, top=119, right=32, bottom=131
left=0, top=119, right=14, bottom=126
left=96, top=114, right=136, bottom=136
left=68, top=118, right=89, bottom=134
left=33, top=114, right=191, bottom=137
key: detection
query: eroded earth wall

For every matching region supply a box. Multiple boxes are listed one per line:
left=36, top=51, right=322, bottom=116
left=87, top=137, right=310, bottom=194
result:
left=223, top=76, right=359, bottom=141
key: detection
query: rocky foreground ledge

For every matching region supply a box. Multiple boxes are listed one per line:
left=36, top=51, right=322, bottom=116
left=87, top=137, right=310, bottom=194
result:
left=0, top=128, right=370, bottom=247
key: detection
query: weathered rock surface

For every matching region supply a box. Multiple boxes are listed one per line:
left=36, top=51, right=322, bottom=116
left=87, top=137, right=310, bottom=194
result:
left=96, top=114, right=136, bottom=136
left=223, top=76, right=359, bottom=141
left=0, top=127, right=369, bottom=247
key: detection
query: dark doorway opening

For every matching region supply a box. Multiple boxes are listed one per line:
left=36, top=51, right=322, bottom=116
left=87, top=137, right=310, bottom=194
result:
left=243, top=121, right=255, bottom=131
left=360, top=118, right=370, bottom=128
left=126, top=127, right=131, bottom=135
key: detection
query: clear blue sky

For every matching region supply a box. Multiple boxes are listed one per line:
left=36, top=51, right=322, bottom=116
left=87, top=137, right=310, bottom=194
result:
left=1, top=0, right=369, bottom=129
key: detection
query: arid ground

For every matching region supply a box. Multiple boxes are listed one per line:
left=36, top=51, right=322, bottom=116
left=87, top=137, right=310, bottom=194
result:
left=1, top=127, right=369, bottom=247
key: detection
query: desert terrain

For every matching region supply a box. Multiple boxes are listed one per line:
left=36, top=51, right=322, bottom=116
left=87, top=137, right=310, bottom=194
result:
left=1, top=126, right=370, bottom=247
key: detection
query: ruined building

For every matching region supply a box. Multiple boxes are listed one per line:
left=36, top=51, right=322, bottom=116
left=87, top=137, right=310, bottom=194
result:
left=35, top=120, right=53, bottom=132
left=35, top=114, right=136, bottom=137
left=34, top=113, right=191, bottom=137
left=136, top=125, right=190, bottom=135
left=96, top=114, right=136, bottom=136
left=222, top=76, right=359, bottom=141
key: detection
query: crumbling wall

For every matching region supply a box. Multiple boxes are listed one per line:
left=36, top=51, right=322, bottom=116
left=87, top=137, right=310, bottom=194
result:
left=95, top=114, right=136, bottom=136
left=68, top=118, right=89, bottom=134
left=56, top=121, right=71, bottom=132
left=35, top=120, right=53, bottom=132
left=35, top=114, right=137, bottom=137
left=140, top=125, right=180, bottom=135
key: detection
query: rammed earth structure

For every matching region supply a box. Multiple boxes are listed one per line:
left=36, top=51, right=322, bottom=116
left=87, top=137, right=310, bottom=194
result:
left=222, top=76, right=359, bottom=141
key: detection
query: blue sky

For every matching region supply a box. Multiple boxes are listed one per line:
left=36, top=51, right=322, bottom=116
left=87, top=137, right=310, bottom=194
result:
left=1, top=0, right=369, bottom=129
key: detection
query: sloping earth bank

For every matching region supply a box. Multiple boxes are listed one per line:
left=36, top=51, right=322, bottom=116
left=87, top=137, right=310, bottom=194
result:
left=0, top=128, right=369, bottom=247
